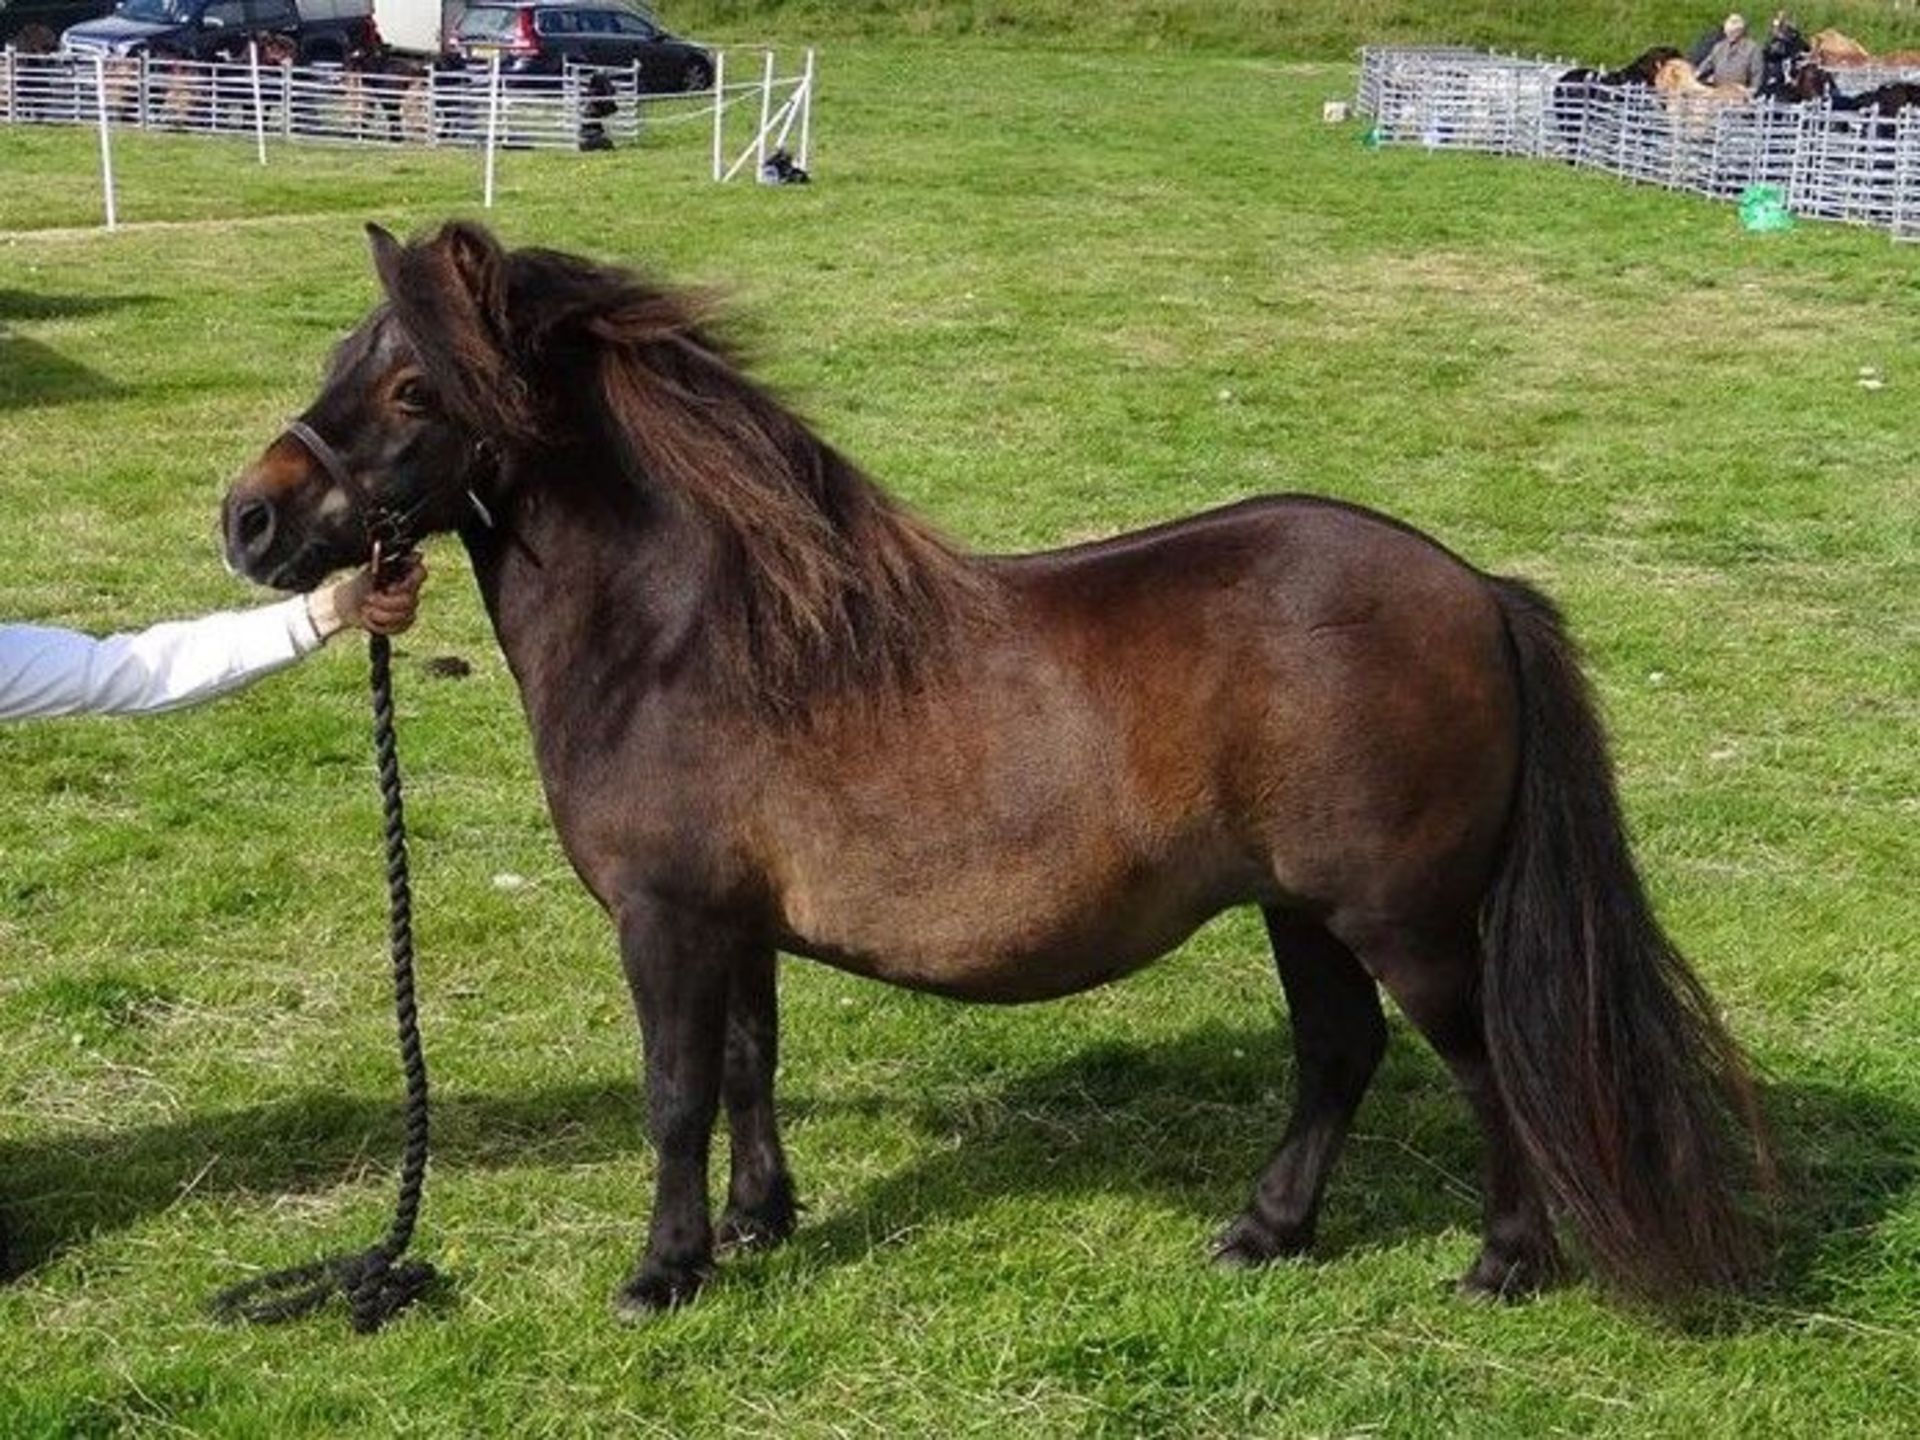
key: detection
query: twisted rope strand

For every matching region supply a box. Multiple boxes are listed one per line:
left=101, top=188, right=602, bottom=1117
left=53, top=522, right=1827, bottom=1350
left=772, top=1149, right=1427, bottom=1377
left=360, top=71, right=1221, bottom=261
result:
left=211, top=629, right=436, bottom=1334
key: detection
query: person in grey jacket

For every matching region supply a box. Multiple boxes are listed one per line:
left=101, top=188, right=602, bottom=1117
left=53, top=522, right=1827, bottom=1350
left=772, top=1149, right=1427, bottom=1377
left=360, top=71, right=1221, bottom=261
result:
left=1696, top=13, right=1765, bottom=91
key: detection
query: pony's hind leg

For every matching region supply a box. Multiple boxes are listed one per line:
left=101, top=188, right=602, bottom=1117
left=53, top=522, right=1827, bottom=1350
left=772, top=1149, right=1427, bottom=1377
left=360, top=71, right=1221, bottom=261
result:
left=716, top=947, right=798, bottom=1252
left=1334, top=917, right=1563, bottom=1299
left=1214, top=909, right=1387, bottom=1266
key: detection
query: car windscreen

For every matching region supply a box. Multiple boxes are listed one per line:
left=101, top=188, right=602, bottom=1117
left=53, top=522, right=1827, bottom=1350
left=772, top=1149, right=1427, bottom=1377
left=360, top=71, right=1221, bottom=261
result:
left=119, top=0, right=195, bottom=20
left=455, top=5, right=523, bottom=38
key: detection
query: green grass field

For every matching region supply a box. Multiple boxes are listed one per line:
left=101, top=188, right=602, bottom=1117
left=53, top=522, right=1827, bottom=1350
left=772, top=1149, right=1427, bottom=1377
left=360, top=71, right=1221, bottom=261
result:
left=672, top=1, right=1920, bottom=61
left=2, top=33, right=1918, bottom=1438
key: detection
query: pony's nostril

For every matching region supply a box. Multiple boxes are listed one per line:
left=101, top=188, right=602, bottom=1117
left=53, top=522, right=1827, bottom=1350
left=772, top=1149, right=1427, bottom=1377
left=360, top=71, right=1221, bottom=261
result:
left=235, top=497, right=277, bottom=559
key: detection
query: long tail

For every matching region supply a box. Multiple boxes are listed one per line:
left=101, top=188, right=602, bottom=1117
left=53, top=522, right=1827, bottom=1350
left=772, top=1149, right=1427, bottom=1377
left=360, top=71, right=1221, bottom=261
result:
left=1482, top=576, right=1771, bottom=1298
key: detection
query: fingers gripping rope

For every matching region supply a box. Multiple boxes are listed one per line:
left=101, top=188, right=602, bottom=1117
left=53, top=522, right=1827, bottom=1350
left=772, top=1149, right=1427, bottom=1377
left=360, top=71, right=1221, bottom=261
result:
left=211, top=589, right=437, bottom=1333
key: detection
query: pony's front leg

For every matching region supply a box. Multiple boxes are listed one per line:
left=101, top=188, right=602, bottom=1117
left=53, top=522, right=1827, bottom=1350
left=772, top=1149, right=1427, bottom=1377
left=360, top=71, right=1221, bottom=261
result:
left=613, top=896, right=737, bottom=1321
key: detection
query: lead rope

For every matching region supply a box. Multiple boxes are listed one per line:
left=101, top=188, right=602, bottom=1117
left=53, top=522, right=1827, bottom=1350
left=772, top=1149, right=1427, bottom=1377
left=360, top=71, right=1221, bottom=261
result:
left=211, top=554, right=437, bottom=1334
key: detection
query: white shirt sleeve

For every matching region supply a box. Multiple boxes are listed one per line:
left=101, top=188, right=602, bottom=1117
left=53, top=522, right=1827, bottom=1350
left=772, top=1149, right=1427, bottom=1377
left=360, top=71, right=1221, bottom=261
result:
left=0, top=596, right=326, bottom=720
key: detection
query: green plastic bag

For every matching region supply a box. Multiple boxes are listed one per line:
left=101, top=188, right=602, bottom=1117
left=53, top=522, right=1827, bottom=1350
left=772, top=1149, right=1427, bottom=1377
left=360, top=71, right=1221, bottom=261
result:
left=1738, top=184, right=1794, bottom=232
left=1360, top=125, right=1383, bottom=150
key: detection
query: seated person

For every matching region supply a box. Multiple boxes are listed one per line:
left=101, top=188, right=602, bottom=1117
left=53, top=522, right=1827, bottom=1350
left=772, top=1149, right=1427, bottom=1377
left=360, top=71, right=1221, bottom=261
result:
left=1697, top=13, right=1765, bottom=91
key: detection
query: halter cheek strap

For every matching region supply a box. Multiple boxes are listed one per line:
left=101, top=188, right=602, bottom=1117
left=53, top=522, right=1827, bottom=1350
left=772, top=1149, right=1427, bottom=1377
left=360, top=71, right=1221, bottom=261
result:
left=282, top=418, right=374, bottom=515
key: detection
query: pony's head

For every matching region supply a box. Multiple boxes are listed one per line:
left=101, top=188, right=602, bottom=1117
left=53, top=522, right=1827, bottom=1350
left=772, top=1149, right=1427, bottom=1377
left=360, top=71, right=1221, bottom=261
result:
left=222, top=223, right=538, bottom=590
left=224, top=222, right=986, bottom=708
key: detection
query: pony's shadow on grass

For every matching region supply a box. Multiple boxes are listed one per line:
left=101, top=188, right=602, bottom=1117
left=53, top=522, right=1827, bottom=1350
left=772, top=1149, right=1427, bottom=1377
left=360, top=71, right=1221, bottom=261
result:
left=772, top=1030, right=1920, bottom=1324
left=790, top=1024, right=1487, bottom=1270
left=0, top=290, right=153, bottom=412
left=0, top=1023, right=1455, bottom=1279
left=2, top=1024, right=1913, bottom=1324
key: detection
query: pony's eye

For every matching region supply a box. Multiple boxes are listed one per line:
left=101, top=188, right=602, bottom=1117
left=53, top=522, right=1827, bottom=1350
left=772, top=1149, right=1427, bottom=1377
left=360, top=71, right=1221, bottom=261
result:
left=393, top=376, right=431, bottom=416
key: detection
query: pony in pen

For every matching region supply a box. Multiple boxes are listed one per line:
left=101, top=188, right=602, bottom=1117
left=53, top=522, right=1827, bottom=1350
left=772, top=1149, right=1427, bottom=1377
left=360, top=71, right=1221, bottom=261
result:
left=221, top=223, right=1773, bottom=1320
left=1550, top=49, right=1683, bottom=157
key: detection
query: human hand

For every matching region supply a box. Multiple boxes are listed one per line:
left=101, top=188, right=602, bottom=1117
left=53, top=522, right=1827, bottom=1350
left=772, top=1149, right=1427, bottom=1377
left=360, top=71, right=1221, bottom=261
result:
left=309, top=558, right=428, bottom=638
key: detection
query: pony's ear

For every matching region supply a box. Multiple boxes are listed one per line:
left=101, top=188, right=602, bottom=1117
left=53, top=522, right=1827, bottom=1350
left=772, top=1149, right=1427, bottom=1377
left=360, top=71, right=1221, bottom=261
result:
left=366, top=222, right=403, bottom=297
left=373, top=221, right=537, bottom=441
left=434, top=222, right=508, bottom=317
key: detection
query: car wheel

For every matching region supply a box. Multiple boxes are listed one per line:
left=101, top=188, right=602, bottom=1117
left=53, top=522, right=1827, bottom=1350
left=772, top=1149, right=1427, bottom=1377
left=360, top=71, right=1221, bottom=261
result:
left=681, top=56, right=712, bottom=92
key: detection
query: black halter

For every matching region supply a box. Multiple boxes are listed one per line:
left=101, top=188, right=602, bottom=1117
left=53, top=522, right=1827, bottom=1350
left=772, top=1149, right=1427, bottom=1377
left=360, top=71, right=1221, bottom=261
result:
left=280, top=416, right=406, bottom=555
left=280, top=417, right=497, bottom=549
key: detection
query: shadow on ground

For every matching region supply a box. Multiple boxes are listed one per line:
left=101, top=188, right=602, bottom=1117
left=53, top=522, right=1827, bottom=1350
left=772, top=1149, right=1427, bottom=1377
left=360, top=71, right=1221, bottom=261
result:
left=0, top=291, right=153, bottom=411
left=1, top=1023, right=1912, bottom=1324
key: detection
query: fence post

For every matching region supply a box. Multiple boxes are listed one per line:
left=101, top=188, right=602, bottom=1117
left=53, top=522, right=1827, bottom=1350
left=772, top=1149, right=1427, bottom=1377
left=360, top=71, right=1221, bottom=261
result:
left=248, top=40, right=267, bottom=163
left=482, top=53, right=502, bottom=207
left=1896, top=111, right=1915, bottom=239
left=710, top=47, right=724, bottom=180
left=629, top=57, right=640, bottom=142
left=755, top=49, right=773, bottom=179
left=3, top=46, right=13, bottom=126
left=797, top=47, right=813, bottom=171
left=93, top=56, right=117, bottom=231
left=281, top=59, right=292, bottom=138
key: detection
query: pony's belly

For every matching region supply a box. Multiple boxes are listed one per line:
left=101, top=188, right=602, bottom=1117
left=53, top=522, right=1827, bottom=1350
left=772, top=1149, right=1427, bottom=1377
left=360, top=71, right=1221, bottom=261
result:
left=774, top=845, right=1264, bottom=1003
left=782, top=908, right=1199, bottom=1002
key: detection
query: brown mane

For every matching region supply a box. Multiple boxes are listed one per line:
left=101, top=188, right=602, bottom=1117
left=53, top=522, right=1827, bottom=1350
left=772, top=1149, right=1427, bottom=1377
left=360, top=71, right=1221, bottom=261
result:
left=577, top=270, right=997, bottom=714
left=385, top=227, right=998, bottom=715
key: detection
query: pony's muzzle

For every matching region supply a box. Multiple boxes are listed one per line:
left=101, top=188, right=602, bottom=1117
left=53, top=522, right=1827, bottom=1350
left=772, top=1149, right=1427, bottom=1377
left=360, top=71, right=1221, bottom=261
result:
left=225, top=493, right=279, bottom=575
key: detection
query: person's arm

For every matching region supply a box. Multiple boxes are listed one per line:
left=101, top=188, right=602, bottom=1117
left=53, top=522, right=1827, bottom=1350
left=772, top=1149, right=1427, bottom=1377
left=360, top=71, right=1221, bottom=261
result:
left=0, top=563, right=425, bottom=721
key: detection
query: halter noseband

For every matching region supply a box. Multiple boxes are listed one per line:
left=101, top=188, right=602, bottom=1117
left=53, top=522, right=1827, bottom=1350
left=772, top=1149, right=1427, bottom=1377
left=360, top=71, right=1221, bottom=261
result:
left=282, top=418, right=373, bottom=515
left=278, top=416, right=497, bottom=557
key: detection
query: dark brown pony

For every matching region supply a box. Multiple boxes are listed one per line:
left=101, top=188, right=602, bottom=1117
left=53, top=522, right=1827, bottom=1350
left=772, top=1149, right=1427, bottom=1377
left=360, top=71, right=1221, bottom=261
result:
left=221, top=224, right=1770, bottom=1319
left=1842, top=80, right=1920, bottom=116
left=1767, top=57, right=1837, bottom=104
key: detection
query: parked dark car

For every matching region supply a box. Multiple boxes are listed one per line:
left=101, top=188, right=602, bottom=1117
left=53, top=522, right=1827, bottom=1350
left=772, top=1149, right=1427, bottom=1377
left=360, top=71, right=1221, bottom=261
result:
left=447, top=1, right=712, bottom=92
left=2, top=0, right=113, bottom=48
left=59, top=0, right=374, bottom=62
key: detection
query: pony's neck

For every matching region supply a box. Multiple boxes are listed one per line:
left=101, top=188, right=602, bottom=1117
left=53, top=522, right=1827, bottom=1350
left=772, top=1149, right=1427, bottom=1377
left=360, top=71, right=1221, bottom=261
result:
left=462, top=456, right=714, bottom=740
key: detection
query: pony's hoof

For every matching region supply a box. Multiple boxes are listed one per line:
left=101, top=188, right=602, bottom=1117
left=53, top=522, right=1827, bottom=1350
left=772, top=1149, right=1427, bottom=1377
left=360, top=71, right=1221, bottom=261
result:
left=1455, top=1245, right=1561, bottom=1303
left=612, top=1265, right=706, bottom=1323
left=1210, top=1213, right=1312, bottom=1269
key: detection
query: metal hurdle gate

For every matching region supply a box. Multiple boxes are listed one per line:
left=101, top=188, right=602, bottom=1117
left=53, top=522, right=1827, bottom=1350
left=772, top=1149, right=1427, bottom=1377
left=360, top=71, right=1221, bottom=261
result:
left=0, top=41, right=816, bottom=230
left=1355, top=44, right=1920, bottom=242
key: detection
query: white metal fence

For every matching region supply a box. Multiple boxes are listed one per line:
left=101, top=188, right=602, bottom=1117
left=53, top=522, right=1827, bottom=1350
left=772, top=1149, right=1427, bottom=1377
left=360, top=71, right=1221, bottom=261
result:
left=1356, top=45, right=1920, bottom=241
left=0, top=42, right=816, bottom=228
left=1815, top=59, right=1920, bottom=91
